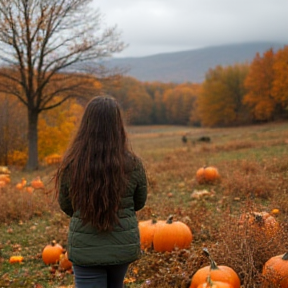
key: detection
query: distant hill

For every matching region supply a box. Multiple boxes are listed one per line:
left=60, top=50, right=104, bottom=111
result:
left=103, top=42, right=286, bottom=83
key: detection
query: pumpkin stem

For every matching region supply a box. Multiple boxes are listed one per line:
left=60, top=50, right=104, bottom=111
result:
left=166, top=215, right=174, bottom=224
left=206, top=275, right=213, bottom=287
left=254, top=214, right=264, bottom=225
left=203, top=248, right=218, bottom=270
left=282, top=252, right=288, bottom=260
left=151, top=214, right=157, bottom=224
left=51, top=240, right=57, bottom=246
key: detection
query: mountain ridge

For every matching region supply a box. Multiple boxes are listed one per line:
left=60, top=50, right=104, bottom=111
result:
left=104, top=42, right=286, bottom=83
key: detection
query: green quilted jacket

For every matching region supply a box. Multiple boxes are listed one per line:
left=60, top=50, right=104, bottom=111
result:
left=58, top=156, right=147, bottom=266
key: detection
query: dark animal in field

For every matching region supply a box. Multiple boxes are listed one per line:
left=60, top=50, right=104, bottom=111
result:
left=197, top=136, right=211, bottom=142
left=182, top=135, right=188, bottom=143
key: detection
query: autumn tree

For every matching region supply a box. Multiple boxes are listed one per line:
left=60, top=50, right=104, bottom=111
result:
left=243, top=49, right=280, bottom=121
left=272, top=45, right=288, bottom=115
left=0, top=0, right=125, bottom=170
left=163, top=83, right=199, bottom=125
left=105, top=77, right=153, bottom=124
left=0, top=93, right=27, bottom=165
left=198, top=64, right=249, bottom=127
left=144, top=81, right=177, bottom=124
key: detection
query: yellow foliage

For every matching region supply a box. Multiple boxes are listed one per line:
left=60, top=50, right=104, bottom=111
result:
left=38, top=98, right=84, bottom=160
left=45, top=154, right=62, bottom=165
left=8, top=150, right=28, bottom=167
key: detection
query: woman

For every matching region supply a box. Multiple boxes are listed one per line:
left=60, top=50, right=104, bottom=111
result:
left=54, top=96, right=147, bottom=288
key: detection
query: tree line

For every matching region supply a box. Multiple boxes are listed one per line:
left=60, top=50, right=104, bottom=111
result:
left=105, top=46, right=288, bottom=127
left=1, top=45, right=288, bottom=167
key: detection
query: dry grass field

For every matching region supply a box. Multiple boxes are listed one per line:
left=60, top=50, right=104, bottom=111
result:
left=1, top=122, right=288, bottom=287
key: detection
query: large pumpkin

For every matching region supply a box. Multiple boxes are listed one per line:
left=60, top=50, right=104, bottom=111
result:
left=139, top=215, right=163, bottom=250
left=153, top=215, right=193, bottom=252
left=262, top=252, right=288, bottom=287
left=196, top=166, right=220, bottom=184
left=42, top=240, right=63, bottom=265
left=239, top=211, right=280, bottom=238
left=190, top=248, right=241, bottom=288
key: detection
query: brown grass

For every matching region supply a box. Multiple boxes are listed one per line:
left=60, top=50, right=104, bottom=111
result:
left=1, top=122, right=288, bottom=287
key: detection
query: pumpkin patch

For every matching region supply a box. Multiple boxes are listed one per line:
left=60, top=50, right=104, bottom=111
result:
left=1, top=124, right=288, bottom=287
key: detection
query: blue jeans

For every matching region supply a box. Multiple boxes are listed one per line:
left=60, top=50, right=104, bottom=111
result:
left=73, top=263, right=130, bottom=288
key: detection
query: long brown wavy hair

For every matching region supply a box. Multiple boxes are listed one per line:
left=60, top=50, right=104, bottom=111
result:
left=54, top=96, right=135, bottom=231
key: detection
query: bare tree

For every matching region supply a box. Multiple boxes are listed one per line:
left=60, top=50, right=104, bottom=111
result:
left=0, top=0, right=125, bottom=170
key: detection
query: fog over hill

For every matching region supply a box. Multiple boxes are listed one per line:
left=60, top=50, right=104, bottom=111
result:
left=103, top=42, right=286, bottom=83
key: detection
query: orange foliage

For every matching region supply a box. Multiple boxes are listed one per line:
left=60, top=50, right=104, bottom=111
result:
left=243, top=49, right=276, bottom=121
left=163, top=84, right=200, bottom=125
left=198, top=64, right=249, bottom=127
left=272, top=45, right=288, bottom=108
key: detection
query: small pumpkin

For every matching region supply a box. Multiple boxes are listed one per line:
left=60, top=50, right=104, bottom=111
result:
left=153, top=215, right=193, bottom=252
left=59, top=250, right=72, bottom=271
left=139, top=215, right=162, bottom=250
left=262, top=252, right=288, bottom=287
left=0, top=174, right=11, bottom=184
left=15, top=178, right=27, bottom=190
left=190, top=248, right=241, bottom=288
left=9, top=255, right=24, bottom=264
left=196, top=166, right=220, bottom=184
left=25, top=186, right=34, bottom=194
left=271, top=208, right=280, bottom=215
left=31, top=176, right=45, bottom=189
left=42, top=240, right=63, bottom=265
left=239, top=211, right=280, bottom=238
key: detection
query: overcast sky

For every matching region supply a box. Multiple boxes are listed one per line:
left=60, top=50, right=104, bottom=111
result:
left=93, top=0, right=288, bottom=58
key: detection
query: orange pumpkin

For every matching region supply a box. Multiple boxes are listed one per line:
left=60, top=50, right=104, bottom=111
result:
left=25, top=186, right=34, bottom=194
left=271, top=208, right=280, bottom=215
left=262, top=252, right=288, bottom=287
left=153, top=215, right=193, bottom=252
left=15, top=178, right=27, bottom=190
left=190, top=248, right=241, bottom=288
left=9, top=255, right=24, bottom=263
left=139, top=215, right=162, bottom=250
left=31, top=176, right=45, bottom=189
left=59, top=250, right=72, bottom=271
left=0, top=174, right=11, bottom=184
left=239, top=211, right=280, bottom=238
left=196, top=166, right=220, bottom=184
left=42, top=240, right=63, bottom=265
left=0, top=180, right=6, bottom=188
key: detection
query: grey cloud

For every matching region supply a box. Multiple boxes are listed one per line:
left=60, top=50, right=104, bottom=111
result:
left=94, top=0, right=288, bottom=57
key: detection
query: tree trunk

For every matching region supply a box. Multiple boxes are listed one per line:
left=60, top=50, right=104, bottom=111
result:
left=25, top=109, right=39, bottom=171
